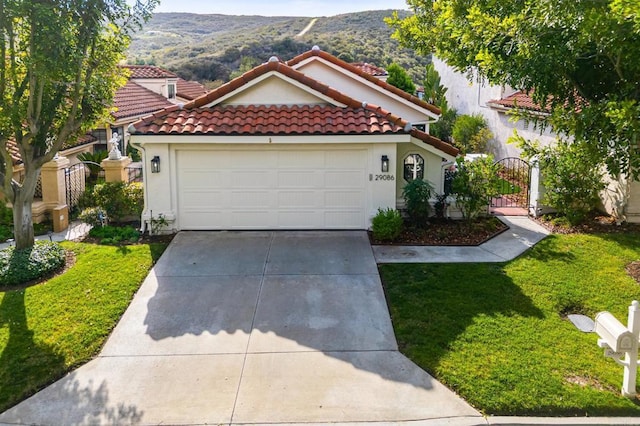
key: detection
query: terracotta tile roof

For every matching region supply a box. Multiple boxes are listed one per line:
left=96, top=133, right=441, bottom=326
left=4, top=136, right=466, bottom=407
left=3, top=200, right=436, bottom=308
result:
left=350, top=62, right=388, bottom=77
left=6, top=133, right=96, bottom=165
left=112, top=81, right=174, bottom=120
left=287, top=48, right=441, bottom=116
left=176, top=78, right=208, bottom=101
left=488, top=91, right=551, bottom=113
left=122, top=65, right=178, bottom=79
left=132, top=103, right=459, bottom=157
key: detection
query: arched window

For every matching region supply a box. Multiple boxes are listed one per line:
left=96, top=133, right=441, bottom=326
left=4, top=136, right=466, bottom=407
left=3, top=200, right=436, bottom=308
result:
left=404, top=154, right=424, bottom=181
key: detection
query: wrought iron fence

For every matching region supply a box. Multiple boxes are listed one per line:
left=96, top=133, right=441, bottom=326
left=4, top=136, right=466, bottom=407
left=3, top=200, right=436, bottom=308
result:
left=491, top=157, right=530, bottom=208
left=65, top=163, right=88, bottom=214
left=126, top=163, right=143, bottom=183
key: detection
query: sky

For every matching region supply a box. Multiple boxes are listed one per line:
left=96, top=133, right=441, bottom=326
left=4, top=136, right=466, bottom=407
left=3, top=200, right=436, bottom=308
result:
left=149, top=0, right=409, bottom=16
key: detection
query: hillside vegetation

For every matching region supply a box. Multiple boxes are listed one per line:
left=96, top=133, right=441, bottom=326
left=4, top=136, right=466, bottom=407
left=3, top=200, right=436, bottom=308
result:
left=128, top=10, right=430, bottom=86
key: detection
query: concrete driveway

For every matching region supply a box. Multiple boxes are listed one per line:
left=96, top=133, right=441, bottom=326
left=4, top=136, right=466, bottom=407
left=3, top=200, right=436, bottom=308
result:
left=0, top=231, right=481, bottom=425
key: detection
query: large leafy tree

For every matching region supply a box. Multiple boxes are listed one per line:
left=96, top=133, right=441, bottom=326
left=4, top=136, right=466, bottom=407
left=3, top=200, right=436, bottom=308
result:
left=0, top=0, right=157, bottom=249
left=388, top=0, right=640, bottom=176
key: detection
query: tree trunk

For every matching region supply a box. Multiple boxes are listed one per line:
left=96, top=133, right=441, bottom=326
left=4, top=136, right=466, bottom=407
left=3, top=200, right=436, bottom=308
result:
left=11, top=168, right=40, bottom=250
left=12, top=188, right=35, bottom=250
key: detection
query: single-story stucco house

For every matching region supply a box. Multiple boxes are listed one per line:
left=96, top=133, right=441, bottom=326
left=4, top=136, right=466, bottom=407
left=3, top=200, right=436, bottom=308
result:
left=129, top=47, right=459, bottom=231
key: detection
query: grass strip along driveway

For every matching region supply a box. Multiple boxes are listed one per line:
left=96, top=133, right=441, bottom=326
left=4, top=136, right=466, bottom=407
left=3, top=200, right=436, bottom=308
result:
left=380, top=232, right=640, bottom=416
left=0, top=241, right=168, bottom=412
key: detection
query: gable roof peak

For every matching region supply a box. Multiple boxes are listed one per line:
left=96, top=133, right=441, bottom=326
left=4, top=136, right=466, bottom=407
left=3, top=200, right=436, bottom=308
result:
left=287, top=49, right=441, bottom=116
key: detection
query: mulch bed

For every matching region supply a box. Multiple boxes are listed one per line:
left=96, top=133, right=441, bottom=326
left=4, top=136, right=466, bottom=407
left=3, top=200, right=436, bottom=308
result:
left=369, top=216, right=508, bottom=246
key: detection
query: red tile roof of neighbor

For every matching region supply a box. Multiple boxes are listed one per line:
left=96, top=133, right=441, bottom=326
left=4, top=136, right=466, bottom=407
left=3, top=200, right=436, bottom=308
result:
left=6, top=133, right=97, bottom=165
left=123, top=65, right=178, bottom=79
left=287, top=48, right=441, bottom=116
left=112, top=81, right=174, bottom=120
left=350, top=62, right=388, bottom=77
left=176, top=78, right=208, bottom=100
left=132, top=59, right=459, bottom=157
left=488, top=91, right=551, bottom=113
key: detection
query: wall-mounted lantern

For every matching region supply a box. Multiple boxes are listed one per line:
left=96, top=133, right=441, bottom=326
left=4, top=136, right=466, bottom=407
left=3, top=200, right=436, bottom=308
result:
left=381, top=155, right=389, bottom=173
left=151, top=156, right=160, bottom=173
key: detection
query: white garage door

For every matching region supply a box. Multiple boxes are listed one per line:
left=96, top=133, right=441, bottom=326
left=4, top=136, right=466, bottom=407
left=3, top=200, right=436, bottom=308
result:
left=176, top=148, right=368, bottom=229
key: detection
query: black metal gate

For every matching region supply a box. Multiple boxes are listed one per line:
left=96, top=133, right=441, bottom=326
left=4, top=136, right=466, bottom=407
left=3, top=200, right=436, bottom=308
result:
left=65, top=161, right=104, bottom=214
left=492, top=157, right=530, bottom=209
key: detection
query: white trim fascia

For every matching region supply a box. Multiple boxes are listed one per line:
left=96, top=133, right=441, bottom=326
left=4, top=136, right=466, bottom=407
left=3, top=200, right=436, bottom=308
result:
left=60, top=142, right=97, bottom=157
left=410, top=137, right=457, bottom=161
left=201, top=71, right=348, bottom=108
left=292, top=56, right=440, bottom=121
left=130, top=134, right=412, bottom=145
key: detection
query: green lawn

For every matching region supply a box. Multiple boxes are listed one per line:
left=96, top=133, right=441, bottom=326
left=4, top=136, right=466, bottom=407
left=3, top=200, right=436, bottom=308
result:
left=380, top=232, right=640, bottom=416
left=0, top=241, right=168, bottom=412
left=496, top=177, right=522, bottom=195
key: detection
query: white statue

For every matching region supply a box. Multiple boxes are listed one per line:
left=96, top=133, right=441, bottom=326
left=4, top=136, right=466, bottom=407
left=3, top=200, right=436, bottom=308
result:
left=108, top=132, right=122, bottom=160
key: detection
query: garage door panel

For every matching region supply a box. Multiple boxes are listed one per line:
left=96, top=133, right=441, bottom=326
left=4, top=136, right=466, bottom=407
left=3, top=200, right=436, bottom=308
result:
left=231, top=171, right=274, bottom=188
left=177, top=149, right=367, bottom=229
left=325, top=211, right=363, bottom=228
left=325, top=171, right=365, bottom=188
left=277, top=170, right=323, bottom=188
left=278, top=151, right=325, bottom=168
left=325, top=191, right=364, bottom=208
left=326, top=150, right=364, bottom=168
left=231, top=191, right=272, bottom=208
left=278, top=190, right=318, bottom=208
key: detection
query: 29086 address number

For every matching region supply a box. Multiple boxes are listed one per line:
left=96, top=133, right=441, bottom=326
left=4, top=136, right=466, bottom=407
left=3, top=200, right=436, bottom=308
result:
left=375, top=174, right=395, bottom=181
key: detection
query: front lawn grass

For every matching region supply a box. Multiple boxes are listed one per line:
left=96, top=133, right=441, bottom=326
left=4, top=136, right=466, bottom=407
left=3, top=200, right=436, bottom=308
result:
left=0, top=241, right=168, bottom=412
left=380, top=232, right=640, bottom=416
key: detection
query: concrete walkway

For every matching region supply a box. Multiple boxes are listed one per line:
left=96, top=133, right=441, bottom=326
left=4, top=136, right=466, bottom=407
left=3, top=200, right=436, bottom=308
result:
left=0, top=231, right=482, bottom=425
left=373, top=216, right=551, bottom=263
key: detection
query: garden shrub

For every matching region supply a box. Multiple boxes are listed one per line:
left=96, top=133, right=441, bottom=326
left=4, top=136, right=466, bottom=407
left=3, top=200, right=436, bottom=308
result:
left=372, top=208, right=403, bottom=241
left=89, top=181, right=143, bottom=223
left=78, top=207, right=108, bottom=227
left=534, top=141, right=605, bottom=225
left=0, top=241, right=66, bottom=286
left=88, top=225, right=140, bottom=244
left=402, top=179, right=434, bottom=227
left=452, top=156, right=501, bottom=220
left=452, top=114, right=493, bottom=154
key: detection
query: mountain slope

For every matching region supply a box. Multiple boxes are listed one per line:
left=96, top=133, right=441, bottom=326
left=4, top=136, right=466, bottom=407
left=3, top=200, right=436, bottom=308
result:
left=128, top=10, right=430, bottom=86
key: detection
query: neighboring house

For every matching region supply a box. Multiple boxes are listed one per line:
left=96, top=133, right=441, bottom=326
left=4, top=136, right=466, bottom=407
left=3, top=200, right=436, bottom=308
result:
left=350, top=62, right=389, bottom=81
left=93, top=65, right=207, bottom=154
left=433, top=57, right=640, bottom=223
left=129, top=47, right=457, bottom=231
left=432, top=57, right=557, bottom=160
left=4, top=65, right=207, bottom=225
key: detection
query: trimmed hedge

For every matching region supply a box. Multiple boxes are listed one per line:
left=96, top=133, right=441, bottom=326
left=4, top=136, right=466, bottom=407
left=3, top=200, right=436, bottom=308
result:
left=0, top=241, right=66, bottom=286
left=88, top=225, right=140, bottom=245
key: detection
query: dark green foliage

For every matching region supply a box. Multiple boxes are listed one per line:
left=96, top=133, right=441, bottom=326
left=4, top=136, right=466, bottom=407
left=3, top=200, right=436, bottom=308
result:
left=77, top=151, right=108, bottom=184
left=452, top=114, right=493, bottom=154
left=88, top=225, right=140, bottom=245
left=525, top=141, right=605, bottom=225
left=386, top=63, right=416, bottom=94
left=452, top=156, right=501, bottom=220
left=372, top=208, right=403, bottom=241
left=402, top=179, right=434, bottom=227
left=430, top=107, right=457, bottom=143
left=0, top=241, right=65, bottom=286
left=88, top=182, right=144, bottom=223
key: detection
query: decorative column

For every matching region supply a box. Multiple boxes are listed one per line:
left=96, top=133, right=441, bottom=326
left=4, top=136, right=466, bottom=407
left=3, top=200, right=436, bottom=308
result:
left=40, top=155, right=71, bottom=232
left=41, top=156, right=70, bottom=207
left=101, top=157, right=132, bottom=183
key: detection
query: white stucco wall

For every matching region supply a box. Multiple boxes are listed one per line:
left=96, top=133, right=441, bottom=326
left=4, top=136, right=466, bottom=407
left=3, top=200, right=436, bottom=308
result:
left=296, top=60, right=437, bottom=127
left=433, top=57, right=556, bottom=159
left=221, top=76, right=329, bottom=106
